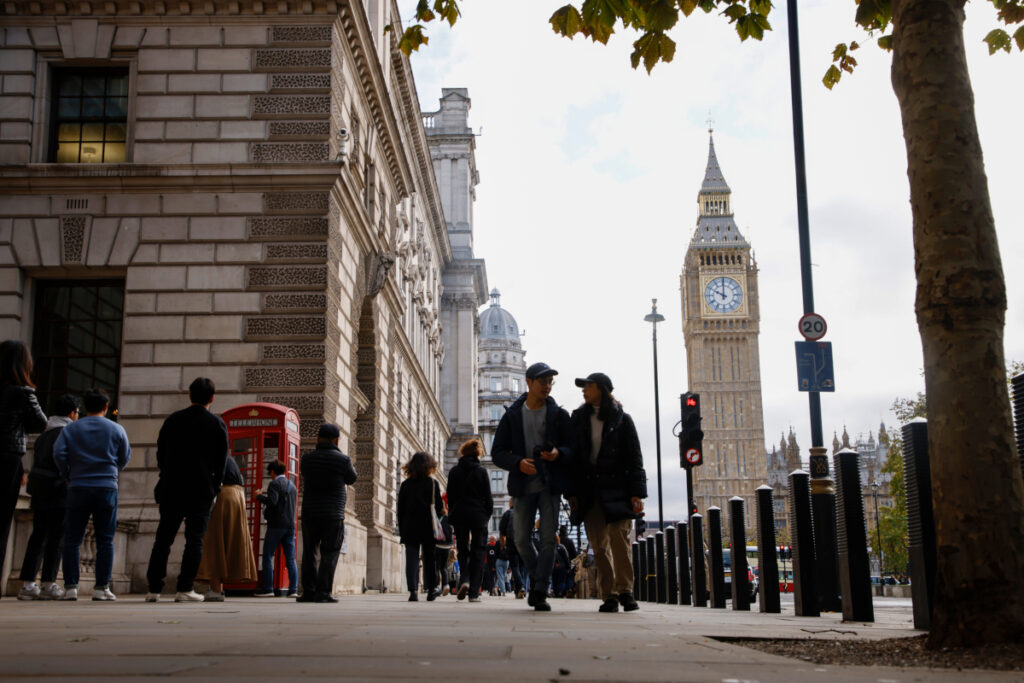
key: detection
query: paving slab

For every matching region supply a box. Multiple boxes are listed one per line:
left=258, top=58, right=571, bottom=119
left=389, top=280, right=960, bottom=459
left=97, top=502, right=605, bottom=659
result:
left=0, top=593, right=1013, bottom=681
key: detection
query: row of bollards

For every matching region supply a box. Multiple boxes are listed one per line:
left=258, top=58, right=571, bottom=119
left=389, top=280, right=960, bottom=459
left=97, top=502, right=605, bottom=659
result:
left=626, top=437, right=937, bottom=624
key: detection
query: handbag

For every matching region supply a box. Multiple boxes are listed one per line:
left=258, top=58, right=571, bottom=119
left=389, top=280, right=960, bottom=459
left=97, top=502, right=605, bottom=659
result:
left=430, top=478, right=446, bottom=542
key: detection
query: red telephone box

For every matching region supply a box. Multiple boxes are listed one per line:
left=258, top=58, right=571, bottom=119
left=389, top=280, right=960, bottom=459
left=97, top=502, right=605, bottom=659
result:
left=222, top=403, right=301, bottom=592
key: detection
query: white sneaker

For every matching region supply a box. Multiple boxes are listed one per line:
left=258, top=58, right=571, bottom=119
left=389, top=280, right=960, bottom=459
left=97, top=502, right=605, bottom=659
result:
left=18, top=583, right=40, bottom=600
left=144, top=593, right=160, bottom=602
left=39, top=584, right=65, bottom=600
left=204, top=591, right=225, bottom=602
left=60, top=587, right=78, bottom=601
left=92, top=587, right=116, bottom=601
left=174, top=590, right=204, bottom=602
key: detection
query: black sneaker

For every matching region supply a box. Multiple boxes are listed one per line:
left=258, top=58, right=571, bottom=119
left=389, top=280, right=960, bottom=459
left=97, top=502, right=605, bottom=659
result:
left=296, top=593, right=318, bottom=603
left=533, top=595, right=551, bottom=612
left=316, top=594, right=339, bottom=603
left=599, top=598, right=619, bottom=613
left=618, top=592, right=639, bottom=611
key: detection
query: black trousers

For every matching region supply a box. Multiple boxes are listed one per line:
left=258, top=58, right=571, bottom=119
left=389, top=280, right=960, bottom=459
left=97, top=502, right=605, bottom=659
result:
left=19, top=506, right=65, bottom=583
left=0, top=455, right=23, bottom=581
left=455, top=524, right=488, bottom=598
left=404, top=539, right=436, bottom=593
left=301, top=516, right=344, bottom=597
left=146, top=502, right=211, bottom=593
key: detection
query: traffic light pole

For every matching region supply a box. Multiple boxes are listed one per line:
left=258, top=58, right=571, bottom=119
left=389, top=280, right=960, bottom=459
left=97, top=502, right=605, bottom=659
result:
left=786, top=0, right=840, bottom=612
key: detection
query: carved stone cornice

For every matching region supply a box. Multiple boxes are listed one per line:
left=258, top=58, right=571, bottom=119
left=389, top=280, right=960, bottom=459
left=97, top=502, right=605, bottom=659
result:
left=3, top=0, right=341, bottom=17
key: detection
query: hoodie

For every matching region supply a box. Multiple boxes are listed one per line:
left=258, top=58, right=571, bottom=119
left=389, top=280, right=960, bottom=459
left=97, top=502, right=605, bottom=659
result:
left=445, top=454, right=493, bottom=529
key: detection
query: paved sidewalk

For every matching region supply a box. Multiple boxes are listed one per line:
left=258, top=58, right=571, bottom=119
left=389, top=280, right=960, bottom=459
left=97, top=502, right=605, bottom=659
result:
left=0, top=593, right=1013, bottom=681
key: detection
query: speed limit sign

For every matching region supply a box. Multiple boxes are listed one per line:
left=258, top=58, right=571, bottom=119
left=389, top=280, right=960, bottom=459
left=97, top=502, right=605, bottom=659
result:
left=798, top=312, right=827, bottom=341
left=685, top=448, right=702, bottom=465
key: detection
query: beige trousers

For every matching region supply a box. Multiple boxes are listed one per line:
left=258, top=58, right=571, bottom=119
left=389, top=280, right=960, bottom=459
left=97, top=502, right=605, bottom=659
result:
left=583, top=502, right=635, bottom=600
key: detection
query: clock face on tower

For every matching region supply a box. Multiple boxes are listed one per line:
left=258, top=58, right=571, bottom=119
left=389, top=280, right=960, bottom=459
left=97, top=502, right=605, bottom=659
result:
left=704, top=276, right=743, bottom=314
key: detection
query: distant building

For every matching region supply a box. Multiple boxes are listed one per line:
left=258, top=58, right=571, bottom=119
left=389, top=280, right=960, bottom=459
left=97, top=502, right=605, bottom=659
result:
left=766, top=428, right=802, bottom=537
left=833, top=423, right=893, bottom=573
left=476, top=288, right=526, bottom=532
left=680, top=130, right=768, bottom=534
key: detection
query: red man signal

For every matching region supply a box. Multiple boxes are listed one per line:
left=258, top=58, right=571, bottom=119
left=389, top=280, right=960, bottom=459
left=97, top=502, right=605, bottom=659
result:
left=679, top=392, right=703, bottom=467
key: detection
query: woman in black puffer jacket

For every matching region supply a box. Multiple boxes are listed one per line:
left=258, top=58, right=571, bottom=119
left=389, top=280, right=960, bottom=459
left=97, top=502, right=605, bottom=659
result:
left=0, top=340, right=47, bottom=590
left=446, top=439, right=493, bottom=602
left=397, top=451, right=445, bottom=602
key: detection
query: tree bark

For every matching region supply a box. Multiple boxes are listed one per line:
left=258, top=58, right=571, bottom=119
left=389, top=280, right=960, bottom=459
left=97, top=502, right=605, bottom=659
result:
left=890, top=0, right=1024, bottom=648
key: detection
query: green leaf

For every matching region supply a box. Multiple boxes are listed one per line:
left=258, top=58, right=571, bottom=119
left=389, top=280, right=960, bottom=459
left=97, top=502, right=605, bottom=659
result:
left=550, top=5, right=584, bottom=37
left=997, top=2, right=1024, bottom=24
left=723, top=4, right=746, bottom=22
left=398, top=25, right=429, bottom=56
left=1016, top=25, right=1024, bottom=50
left=832, top=43, right=849, bottom=61
left=432, top=0, right=460, bottom=27
left=580, top=0, right=619, bottom=43
left=983, top=28, right=1012, bottom=54
left=643, top=0, right=679, bottom=32
left=630, top=30, right=674, bottom=73
left=415, top=0, right=435, bottom=22
left=679, top=0, right=698, bottom=17
left=822, top=64, right=841, bottom=90
left=877, top=34, right=893, bottom=51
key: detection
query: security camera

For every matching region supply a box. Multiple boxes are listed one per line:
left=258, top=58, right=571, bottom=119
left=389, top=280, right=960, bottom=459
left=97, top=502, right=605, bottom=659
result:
left=336, top=128, right=350, bottom=163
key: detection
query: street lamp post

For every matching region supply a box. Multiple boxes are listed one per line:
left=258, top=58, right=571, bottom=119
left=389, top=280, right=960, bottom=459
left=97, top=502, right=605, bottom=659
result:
left=644, top=299, right=666, bottom=531
left=871, top=480, right=884, bottom=576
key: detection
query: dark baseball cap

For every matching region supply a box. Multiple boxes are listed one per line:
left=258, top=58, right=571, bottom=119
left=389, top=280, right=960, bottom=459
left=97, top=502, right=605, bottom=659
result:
left=317, top=422, right=341, bottom=441
left=525, top=362, right=558, bottom=379
left=574, top=372, right=614, bottom=392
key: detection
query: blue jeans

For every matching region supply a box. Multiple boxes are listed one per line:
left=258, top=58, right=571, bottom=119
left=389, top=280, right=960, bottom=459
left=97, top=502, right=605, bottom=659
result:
left=62, top=487, right=117, bottom=588
left=262, top=526, right=297, bottom=593
left=495, top=558, right=510, bottom=592
left=513, top=490, right=559, bottom=595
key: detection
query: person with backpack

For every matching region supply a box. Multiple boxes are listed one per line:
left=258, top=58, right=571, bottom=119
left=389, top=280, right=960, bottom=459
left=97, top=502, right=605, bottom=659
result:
left=254, top=460, right=297, bottom=597
left=17, top=394, right=77, bottom=600
left=445, top=439, right=492, bottom=603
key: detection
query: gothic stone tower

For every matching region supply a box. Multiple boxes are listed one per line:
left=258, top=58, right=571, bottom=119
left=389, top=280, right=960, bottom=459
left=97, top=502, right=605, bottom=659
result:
left=680, top=132, right=768, bottom=532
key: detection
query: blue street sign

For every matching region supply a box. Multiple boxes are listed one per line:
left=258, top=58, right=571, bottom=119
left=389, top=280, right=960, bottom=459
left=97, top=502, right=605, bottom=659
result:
left=795, top=341, right=835, bottom=392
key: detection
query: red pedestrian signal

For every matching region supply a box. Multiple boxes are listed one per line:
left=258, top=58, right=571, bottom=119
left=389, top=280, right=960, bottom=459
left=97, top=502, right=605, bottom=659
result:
left=679, top=392, right=703, bottom=468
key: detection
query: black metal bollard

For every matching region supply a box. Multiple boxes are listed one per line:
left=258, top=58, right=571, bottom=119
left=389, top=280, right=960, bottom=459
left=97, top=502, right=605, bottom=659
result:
left=645, top=535, right=657, bottom=603
left=690, top=514, right=707, bottom=607
left=789, top=469, right=819, bottom=616
left=707, top=506, right=726, bottom=609
left=729, top=497, right=750, bottom=611
left=834, top=448, right=874, bottom=622
left=755, top=485, right=780, bottom=613
left=903, top=418, right=937, bottom=630
left=637, top=537, right=648, bottom=602
left=665, top=526, right=678, bottom=605
left=676, top=523, right=691, bottom=605
left=1014, top=373, right=1024, bottom=476
left=655, top=531, right=666, bottom=603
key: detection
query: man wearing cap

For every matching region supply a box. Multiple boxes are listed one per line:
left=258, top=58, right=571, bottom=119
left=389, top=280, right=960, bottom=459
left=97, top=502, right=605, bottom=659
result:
left=568, top=372, right=647, bottom=613
left=492, top=362, right=574, bottom=611
left=297, top=423, right=358, bottom=603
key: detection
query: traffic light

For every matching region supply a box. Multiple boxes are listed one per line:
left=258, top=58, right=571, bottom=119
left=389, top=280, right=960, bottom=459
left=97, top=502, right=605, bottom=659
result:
left=679, top=392, right=704, bottom=467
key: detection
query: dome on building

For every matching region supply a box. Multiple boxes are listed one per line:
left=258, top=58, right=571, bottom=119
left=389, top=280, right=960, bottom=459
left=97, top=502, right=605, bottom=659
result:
left=479, top=289, right=521, bottom=342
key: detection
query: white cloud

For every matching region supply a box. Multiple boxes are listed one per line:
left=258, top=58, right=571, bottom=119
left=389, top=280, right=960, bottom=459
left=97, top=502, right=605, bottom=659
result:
left=400, top=1, right=1024, bottom=519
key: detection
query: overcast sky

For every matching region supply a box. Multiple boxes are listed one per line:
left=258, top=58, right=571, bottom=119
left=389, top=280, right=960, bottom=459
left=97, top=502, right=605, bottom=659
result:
left=398, top=1, right=1024, bottom=521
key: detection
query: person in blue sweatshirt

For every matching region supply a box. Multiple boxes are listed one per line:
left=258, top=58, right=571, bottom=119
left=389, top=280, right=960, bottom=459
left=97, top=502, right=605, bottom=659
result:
left=53, top=389, right=130, bottom=601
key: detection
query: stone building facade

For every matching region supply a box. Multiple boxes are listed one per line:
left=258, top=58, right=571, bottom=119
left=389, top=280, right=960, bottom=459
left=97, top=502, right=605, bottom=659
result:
left=765, top=428, right=802, bottom=540
left=0, top=1, right=477, bottom=595
left=680, top=131, right=768, bottom=536
left=477, top=288, right=526, bottom=532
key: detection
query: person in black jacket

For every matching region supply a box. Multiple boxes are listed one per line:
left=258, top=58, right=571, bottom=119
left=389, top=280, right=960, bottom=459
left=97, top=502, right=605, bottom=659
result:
left=569, top=372, right=647, bottom=613
left=397, top=451, right=444, bottom=601
left=18, top=394, right=78, bottom=600
left=491, top=362, right=574, bottom=612
left=254, top=459, right=298, bottom=597
left=446, top=439, right=492, bottom=602
left=145, top=377, right=229, bottom=603
left=0, top=339, right=47, bottom=592
left=297, top=423, right=357, bottom=603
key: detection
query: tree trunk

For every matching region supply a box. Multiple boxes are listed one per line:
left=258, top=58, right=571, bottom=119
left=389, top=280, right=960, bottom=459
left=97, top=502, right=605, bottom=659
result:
left=890, top=0, right=1024, bottom=648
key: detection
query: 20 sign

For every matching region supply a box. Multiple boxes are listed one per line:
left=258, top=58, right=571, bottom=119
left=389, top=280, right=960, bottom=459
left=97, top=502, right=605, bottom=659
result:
left=798, top=312, right=827, bottom=341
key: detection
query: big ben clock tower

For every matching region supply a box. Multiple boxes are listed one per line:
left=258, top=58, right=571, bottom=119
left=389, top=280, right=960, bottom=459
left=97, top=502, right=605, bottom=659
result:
left=681, top=131, right=768, bottom=527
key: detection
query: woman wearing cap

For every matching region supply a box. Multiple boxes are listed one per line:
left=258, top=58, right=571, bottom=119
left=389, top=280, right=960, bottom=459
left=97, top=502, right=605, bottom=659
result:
left=568, top=372, right=647, bottom=613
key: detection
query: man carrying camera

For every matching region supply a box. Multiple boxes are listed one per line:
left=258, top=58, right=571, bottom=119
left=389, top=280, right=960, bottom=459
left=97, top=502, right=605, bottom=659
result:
left=492, top=362, right=573, bottom=611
